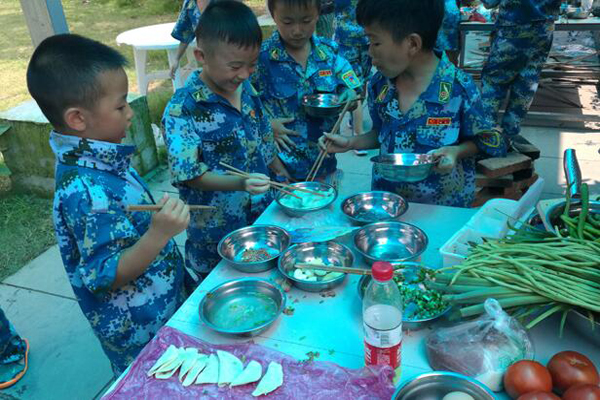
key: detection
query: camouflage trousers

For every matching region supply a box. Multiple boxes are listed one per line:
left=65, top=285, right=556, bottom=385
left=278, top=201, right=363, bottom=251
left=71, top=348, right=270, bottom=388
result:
left=480, top=21, right=554, bottom=136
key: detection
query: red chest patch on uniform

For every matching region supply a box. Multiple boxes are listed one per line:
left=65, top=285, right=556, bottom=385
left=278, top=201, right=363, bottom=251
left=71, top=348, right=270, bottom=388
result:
left=426, top=117, right=452, bottom=126
left=319, top=69, right=333, bottom=77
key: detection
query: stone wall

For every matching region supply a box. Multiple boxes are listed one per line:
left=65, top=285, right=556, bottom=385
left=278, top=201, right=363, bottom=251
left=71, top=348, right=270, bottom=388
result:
left=0, top=94, right=159, bottom=197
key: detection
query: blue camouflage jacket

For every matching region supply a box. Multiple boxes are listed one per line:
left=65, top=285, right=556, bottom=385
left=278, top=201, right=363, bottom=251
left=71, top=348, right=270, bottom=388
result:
left=50, top=132, right=185, bottom=375
left=162, top=72, right=276, bottom=272
left=252, top=32, right=361, bottom=181
left=368, top=53, right=507, bottom=207
left=171, top=0, right=201, bottom=44
left=333, top=0, right=369, bottom=47
left=481, top=0, right=561, bottom=26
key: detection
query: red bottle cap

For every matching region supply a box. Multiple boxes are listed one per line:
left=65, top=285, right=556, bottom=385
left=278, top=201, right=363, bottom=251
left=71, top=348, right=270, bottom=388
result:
left=372, top=261, right=393, bottom=281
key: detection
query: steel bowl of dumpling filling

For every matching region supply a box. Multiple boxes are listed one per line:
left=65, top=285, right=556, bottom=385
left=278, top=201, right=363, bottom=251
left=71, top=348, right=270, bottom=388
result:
left=218, top=225, right=291, bottom=273
left=277, top=241, right=354, bottom=292
left=275, top=181, right=337, bottom=217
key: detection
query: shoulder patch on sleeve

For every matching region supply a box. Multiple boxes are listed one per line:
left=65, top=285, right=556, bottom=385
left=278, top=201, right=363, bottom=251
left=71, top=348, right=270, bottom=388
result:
left=341, top=70, right=361, bottom=89
left=438, top=81, right=452, bottom=103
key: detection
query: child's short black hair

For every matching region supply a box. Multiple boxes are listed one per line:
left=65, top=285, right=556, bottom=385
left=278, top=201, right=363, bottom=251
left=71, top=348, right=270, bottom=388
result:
left=196, top=0, right=262, bottom=52
left=26, top=34, right=127, bottom=130
left=267, top=0, right=321, bottom=18
left=356, top=0, right=444, bottom=50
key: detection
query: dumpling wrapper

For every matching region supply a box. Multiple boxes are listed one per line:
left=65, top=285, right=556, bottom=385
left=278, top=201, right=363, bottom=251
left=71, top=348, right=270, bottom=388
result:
left=252, top=362, right=283, bottom=397
left=217, top=350, right=244, bottom=386
left=195, top=353, right=219, bottom=384
left=147, top=345, right=179, bottom=376
left=154, top=347, right=186, bottom=379
left=182, top=354, right=208, bottom=387
left=178, top=348, right=200, bottom=382
left=230, top=360, right=263, bottom=387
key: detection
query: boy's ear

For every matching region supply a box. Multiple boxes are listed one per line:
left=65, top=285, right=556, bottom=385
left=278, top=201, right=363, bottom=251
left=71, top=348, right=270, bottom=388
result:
left=406, top=33, right=423, bottom=56
left=63, top=107, right=87, bottom=132
left=194, top=46, right=206, bottom=65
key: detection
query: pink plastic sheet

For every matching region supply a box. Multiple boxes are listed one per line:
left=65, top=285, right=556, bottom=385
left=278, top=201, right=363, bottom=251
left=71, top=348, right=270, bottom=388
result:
left=104, top=326, right=395, bottom=399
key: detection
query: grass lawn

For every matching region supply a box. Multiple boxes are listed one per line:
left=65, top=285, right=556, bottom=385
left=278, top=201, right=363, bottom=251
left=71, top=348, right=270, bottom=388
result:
left=0, top=0, right=267, bottom=278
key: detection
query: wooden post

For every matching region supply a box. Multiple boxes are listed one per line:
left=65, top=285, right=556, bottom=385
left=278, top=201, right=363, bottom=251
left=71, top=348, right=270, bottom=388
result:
left=20, top=0, right=69, bottom=48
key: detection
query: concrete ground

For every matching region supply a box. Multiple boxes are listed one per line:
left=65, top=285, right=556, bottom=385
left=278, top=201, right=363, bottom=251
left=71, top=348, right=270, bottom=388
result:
left=1, top=125, right=599, bottom=399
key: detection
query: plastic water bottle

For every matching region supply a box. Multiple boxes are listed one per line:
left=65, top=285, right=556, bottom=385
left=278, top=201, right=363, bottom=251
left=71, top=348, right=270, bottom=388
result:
left=363, top=261, right=403, bottom=370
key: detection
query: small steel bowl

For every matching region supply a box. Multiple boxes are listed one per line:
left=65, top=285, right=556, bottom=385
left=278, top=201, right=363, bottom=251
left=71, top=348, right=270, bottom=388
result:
left=278, top=241, right=354, bottom=292
left=302, top=93, right=343, bottom=118
left=353, top=221, right=428, bottom=265
left=275, top=181, right=337, bottom=217
left=566, top=6, right=590, bottom=19
left=371, top=153, right=436, bottom=183
left=341, top=191, right=409, bottom=226
left=217, top=225, right=291, bottom=273
left=199, top=278, right=286, bottom=336
left=545, top=200, right=600, bottom=233
left=567, top=308, right=600, bottom=344
left=393, top=371, right=495, bottom=400
left=357, top=265, right=451, bottom=330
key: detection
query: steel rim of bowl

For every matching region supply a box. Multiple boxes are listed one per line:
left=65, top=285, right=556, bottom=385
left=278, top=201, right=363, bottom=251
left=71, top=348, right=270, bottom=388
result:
left=340, top=191, right=409, bottom=223
left=370, top=153, right=435, bottom=167
left=353, top=221, right=429, bottom=263
left=301, top=94, right=342, bottom=110
left=393, top=371, right=496, bottom=399
left=217, top=225, right=291, bottom=266
left=275, top=182, right=337, bottom=213
left=277, top=241, right=354, bottom=287
left=199, top=277, right=286, bottom=335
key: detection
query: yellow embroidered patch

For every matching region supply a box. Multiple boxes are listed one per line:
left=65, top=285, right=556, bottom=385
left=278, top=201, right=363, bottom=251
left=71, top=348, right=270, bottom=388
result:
left=439, top=82, right=452, bottom=103
left=376, top=84, right=389, bottom=102
left=341, top=70, right=360, bottom=88
left=478, top=130, right=503, bottom=148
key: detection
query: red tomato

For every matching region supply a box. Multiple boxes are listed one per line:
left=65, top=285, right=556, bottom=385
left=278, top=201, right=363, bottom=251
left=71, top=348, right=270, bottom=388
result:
left=547, top=351, right=599, bottom=393
left=562, top=384, right=600, bottom=400
left=516, top=392, right=560, bottom=400
left=504, top=360, right=553, bottom=399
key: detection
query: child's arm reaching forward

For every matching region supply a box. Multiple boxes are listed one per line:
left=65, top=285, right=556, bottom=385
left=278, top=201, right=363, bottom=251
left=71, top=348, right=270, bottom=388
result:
left=185, top=172, right=271, bottom=195
left=112, top=195, right=189, bottom=289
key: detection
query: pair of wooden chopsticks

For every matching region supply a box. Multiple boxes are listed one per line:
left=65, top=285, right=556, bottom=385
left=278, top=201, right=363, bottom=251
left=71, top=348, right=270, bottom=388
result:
left=295, top=263, right=403, bottom=276
left=306, top=98, right=355, bottom=182
left=218, top=162, right=325, bottom=199
left=127, top=204, right=215, bottom=212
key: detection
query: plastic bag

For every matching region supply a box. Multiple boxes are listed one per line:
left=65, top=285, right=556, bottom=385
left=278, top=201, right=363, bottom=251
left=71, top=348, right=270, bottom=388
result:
left=425, top=298, right=533, bottom=392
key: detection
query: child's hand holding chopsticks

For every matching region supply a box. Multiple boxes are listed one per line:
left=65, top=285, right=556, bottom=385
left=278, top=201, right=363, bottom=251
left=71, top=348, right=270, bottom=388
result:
left=148, top=194, right=190, bottom=242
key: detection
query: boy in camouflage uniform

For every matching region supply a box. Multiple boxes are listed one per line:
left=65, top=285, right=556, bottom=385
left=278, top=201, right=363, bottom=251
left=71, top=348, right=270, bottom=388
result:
left=252, top=0, right=362, bottom=182
left=163, top=1, right=288, bottom=280
left=435, top=0, right=461, bottom=64
left=321, top=0, right=507, bottom=207
left=27, top=34, right=189, bottom=375
left=480, top=0, right=562, bottom=138
left=170, top=0, right=205, bottom=79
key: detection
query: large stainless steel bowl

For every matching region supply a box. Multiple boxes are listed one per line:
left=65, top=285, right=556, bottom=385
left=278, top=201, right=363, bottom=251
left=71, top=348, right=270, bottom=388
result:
left=393, top=371, right=495, bottom=400
left=275, top=181, right=337, bottom=217
left=278, top=241, right=354, bottom=292
left=371, top=153, right=436, bottom=183
left=566, top=6, right=590, bottom=19
left=199, top=278, right=286, bottom=336
left=545, top=200, right=600, bottom=233
left=217, top=225, right=291, bottom=273
left=357, top=264, right=451, bottom=330
left=341, top=191, right=408, bottom=226
left=302, top=93, right=343, bottom=118
left=567, top=308, right=600, bottom=344
left=353, top=221, right=428, bottom=265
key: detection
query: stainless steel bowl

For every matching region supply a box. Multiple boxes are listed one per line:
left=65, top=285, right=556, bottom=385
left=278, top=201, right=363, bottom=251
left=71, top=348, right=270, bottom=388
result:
left=393, top=371, right=495, bottom=400
left=278, top=241, right=354, bottom=292
left=199, top=278, right=286, bottom=336
left=357, top=265, right=451, bottom=330
left=567, top=308, right=600, bottom=344
left=341, top=191, right=408, bottom=226
left=545, top=200, right=600, bottom=233
left=566, top=6, right=590, bottom=19
left=217, top=225, right=291, bottom=273
left=353, top=221, right=428, bottom=265
left=275, top=181, right=337, bottom=217
left=371, top=153, right=436, bottom=183
left=302, top=93, right=343, bottom=118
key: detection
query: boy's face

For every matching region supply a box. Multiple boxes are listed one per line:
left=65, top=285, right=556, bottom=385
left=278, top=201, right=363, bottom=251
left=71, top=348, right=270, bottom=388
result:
left=78, top=69, right=133, bottom=144
left=196, top=42, right=259, bottom=95
left=364, top=24, right=413, bottom=79
left=272, top=2, right=319, bottom=51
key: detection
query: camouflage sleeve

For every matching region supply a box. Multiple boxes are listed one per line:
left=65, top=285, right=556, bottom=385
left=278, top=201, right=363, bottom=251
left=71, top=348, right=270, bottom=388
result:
left=62, top=189, right=138, bottom=295
left=459, top=76, right=507, bottom=157
left=162, top=104, right=209, bottom=184
left=333, top=53, right=362, bottom=91
left=171, top=0, right=199, bottom=44
left=367, top=78, right=382, bottom=133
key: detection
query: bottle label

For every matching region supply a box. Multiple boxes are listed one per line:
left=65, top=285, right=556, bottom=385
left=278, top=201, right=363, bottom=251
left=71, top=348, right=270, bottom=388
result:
left=364, top=339, right=402, bottom=369
left=363, top=322, right=402, bottom=349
